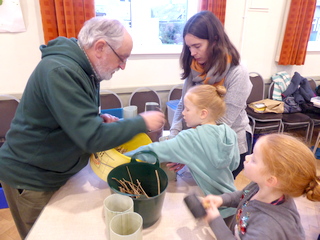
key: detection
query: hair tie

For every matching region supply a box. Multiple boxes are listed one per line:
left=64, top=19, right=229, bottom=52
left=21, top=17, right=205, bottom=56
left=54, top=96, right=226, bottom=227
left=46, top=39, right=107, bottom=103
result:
left=215, top=86, right=226, bottom=98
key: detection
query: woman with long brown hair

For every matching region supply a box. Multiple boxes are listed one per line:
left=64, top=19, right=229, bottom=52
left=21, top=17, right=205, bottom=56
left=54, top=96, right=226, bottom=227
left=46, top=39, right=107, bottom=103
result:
left=170, top=11, right=252, bottom=178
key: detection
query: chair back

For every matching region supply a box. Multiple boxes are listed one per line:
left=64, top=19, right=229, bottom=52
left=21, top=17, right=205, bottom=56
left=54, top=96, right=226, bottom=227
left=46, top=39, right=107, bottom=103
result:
left=247, top=72, right=265, bottom=103
left=168, top=84, right=183, bottom=101
left=268, top=82, right=275, bottom=99
left=308, top=78, right=317, bottom=93
left=0, top=95, right=20, bottom=146
left=100, top=90, right=123, bottom=109
left=129, top=87, right=161, bottom=113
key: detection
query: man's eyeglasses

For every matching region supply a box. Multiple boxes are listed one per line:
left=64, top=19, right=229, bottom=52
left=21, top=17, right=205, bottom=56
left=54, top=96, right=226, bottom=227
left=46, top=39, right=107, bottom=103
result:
left=105, top=41, right=125, bottom=64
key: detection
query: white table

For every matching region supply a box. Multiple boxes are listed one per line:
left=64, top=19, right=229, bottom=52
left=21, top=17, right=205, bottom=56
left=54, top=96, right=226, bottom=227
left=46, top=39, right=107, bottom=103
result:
left=26, top=163, right=216, bottom=240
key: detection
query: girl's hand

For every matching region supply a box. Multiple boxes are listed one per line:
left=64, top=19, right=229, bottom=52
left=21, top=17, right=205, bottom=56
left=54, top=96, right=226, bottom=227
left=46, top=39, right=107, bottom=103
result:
left=204, top=201, right=221, bottom=223
left=202, top=195, right=223, bottom=222
left=100, top=114, right=119, bottom=123
left=203, top=195, right=223, bottom=208
left=166, top=162, right=185, bottom=172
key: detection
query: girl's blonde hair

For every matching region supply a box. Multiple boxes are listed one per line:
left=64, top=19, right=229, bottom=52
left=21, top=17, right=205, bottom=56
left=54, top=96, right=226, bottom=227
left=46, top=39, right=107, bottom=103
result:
left=185, top=84, right=226, bottom=121
left=259, top=133, right=320, bottom=201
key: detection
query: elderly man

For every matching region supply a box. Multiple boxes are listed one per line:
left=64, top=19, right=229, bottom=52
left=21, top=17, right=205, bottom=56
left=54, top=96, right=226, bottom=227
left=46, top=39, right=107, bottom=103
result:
left=0, top=17, right=165, bottom=239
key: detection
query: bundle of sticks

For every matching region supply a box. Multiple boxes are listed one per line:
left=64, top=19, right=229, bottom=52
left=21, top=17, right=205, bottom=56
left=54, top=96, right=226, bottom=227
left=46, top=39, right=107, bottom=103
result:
left=115, top=146, right=127, bottom=154
left=112, top=177, right=149, bottom=199
left=112, top=166, right=160, bottom=199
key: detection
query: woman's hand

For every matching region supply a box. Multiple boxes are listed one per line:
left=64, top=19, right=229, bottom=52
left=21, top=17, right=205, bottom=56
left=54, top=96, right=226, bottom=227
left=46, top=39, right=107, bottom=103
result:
left=100, top=114, right=119, bottom=123
left=170, top=130, right=179, bottom=136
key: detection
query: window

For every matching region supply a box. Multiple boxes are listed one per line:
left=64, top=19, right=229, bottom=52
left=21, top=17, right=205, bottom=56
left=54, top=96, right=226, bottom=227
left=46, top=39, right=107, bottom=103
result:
left=308, top=0, right=320, bottom=51
left=95, top=0, right=199, bottom=54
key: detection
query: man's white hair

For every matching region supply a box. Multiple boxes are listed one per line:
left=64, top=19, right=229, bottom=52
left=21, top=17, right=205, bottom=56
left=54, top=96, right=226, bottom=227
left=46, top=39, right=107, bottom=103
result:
left=78, top=17, right=125, bottom=50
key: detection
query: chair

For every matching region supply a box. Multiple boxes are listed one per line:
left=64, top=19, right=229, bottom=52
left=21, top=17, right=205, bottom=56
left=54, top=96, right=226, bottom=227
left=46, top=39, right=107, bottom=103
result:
left=129, top=87, right=162, bottom=142
left=129, top=87, right=161, bottom=114
left=312, top=131, right=320, bottom=155
left=268, top=82, right=311, bottom=142
left=0, top=95, right=20, bottom=147
left=166, top=84, right=183, bottom=129
left=168, top=84, right=183, bottom=101
left=245, top=72, right=283, bottom=136
left=100, top=90, right=123, bottom=109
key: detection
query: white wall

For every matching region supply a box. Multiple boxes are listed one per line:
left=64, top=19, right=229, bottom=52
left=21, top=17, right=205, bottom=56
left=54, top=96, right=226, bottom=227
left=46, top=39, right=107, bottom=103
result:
left=1, top=0, right=319, bottom=95
left=226, top=0, right=320, bottom=80
left=0, top=0, right=44, bottom=94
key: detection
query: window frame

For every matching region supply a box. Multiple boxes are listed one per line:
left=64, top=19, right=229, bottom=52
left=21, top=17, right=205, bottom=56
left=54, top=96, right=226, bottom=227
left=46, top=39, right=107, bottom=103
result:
left=95, top=0, right=199, bottom=55
left=307, top=0, right=320, bottom=52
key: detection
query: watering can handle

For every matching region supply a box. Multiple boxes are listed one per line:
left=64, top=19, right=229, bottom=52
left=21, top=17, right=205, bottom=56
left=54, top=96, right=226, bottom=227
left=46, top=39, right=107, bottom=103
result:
left=131, top=150, right=160, bottom=167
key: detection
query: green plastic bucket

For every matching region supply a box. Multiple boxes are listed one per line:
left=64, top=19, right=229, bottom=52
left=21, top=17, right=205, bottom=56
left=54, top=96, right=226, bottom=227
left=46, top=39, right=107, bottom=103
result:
left=107, top=151, right=168, bottom=228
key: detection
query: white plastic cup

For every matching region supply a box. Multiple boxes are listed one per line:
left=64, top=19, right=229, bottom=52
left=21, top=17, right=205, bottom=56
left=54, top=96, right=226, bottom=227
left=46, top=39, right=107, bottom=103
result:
left=123, top=106, right=138, bottom=119
left=109, top=212, right=143, bottom=240
left=104, top=194, right=134, bottom=239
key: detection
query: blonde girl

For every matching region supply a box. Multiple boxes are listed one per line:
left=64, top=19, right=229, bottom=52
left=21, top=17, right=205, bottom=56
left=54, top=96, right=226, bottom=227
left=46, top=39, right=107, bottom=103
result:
left=170, top=10, right=252, bottom=179
left=126, top=84, right=240, bottom=220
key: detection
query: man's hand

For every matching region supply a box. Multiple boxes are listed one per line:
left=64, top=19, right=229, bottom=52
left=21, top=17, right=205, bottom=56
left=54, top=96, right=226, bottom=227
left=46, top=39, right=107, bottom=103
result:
left=100, top=114, right=119, bottom=123
left=140, top=111, right=165, bottom=132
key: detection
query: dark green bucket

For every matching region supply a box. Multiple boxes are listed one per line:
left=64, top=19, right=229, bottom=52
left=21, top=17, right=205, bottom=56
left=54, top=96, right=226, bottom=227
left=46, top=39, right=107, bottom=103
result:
left=107, top=151, right=168, bottom=228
